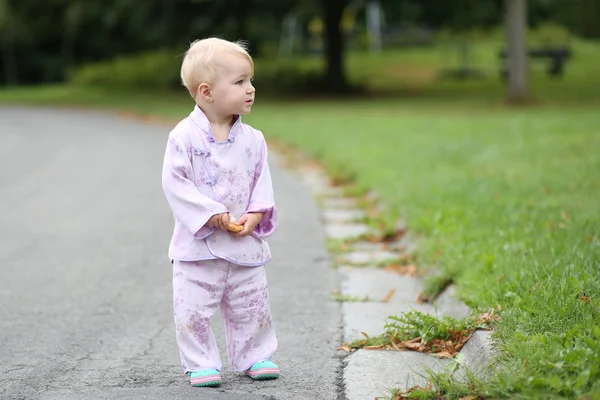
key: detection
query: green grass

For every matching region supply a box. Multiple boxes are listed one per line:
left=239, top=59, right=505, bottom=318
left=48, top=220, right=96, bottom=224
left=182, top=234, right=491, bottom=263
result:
left=1, top=40, right=600, bottom=398
left=347, top=310, right=488, bottom=350
left=254, top=100, right=600, bottom=399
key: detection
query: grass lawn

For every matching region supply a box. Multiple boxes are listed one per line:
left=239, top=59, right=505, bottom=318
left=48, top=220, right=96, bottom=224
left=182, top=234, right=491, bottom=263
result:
left=1, top=41, right=599, bottom=398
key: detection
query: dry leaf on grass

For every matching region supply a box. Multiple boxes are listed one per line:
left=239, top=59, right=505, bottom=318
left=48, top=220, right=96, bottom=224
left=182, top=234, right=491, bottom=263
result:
left=392, top=383, right=435, bottom=399
left=404, top=341, right=422, bottom=350
left=337, top=345, right=352, bottom=352
left=476, top=309, right=501, bottom=325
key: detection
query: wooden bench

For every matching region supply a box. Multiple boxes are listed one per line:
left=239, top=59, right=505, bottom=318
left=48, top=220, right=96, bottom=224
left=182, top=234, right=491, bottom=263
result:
left=498, top=47, right=572, bottom=78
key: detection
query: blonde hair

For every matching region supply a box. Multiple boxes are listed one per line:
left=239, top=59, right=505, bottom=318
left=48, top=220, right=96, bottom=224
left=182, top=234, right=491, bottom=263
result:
left=180, top=37, right=254, bottom=99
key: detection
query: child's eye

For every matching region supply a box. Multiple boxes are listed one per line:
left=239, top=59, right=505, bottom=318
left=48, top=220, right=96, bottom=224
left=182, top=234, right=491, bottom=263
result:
left=235, top=80, right=243, bottom=85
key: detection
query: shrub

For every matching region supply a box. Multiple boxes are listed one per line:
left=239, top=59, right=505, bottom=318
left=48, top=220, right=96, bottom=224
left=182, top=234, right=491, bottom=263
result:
left=68, top=50, right=182, bottom=90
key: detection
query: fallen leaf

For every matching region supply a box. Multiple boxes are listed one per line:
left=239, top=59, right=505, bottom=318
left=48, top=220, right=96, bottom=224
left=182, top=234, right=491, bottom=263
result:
left=476, top=309, right=501, bottom=325
left=459, top=396, right=478, bottom=400
left=364, top=344, right=386, bottom=350
left=404, top=342, right=421, bottom=350
left=337, top=345, right=352, bottom=352
left=382, top=289, right=396, bottom=303
left=446, top=341, right=455, bottom=353
left=433, top=351, right=454, bottom=358
left=401, top=265, right=418, bottom=276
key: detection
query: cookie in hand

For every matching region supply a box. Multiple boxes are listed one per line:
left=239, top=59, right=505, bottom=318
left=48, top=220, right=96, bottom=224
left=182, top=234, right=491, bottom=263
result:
left=227, top=216, right=243, bottom=233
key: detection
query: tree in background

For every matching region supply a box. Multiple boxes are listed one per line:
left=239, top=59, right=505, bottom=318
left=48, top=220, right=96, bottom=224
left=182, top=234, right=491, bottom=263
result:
left=321, top=0, right=350, bottom=92
left=0, top=0, right=597, bottom=95
left=505, top=0, right=529, bottom=102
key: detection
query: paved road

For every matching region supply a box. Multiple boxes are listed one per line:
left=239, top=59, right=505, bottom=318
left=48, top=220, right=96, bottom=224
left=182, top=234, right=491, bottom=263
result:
left=0, top=107, right=342, bottom=400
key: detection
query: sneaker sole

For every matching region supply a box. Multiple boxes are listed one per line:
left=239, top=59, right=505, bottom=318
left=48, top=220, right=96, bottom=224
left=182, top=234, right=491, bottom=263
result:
left=245, top=368, right=280, bottom=380
left=191, top=376, right=222, bottom=387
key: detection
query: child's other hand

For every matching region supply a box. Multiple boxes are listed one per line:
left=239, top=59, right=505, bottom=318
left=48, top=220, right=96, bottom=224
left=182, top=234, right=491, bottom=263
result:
left=207, top=212, right=230, bottom=231
left=235, top=212, right=264, bottom=237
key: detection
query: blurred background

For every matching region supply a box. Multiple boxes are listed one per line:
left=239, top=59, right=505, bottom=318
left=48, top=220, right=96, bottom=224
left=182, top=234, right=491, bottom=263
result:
left=1, top=0, right=598, bottom=101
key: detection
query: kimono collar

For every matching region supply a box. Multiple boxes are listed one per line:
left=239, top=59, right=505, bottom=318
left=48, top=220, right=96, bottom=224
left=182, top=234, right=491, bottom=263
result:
left=190, top=105, right=241, bottom=144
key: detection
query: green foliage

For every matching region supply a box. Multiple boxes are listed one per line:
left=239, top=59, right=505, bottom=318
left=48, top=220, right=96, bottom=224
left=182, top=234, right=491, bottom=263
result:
left=68, top=50, right=182, bottom=90
left=330, top=292, right=370, bottom=302
left=4, top=0, right=600, bottom=87
left=385, top=311, right=477, bottom=343
left=528, top=23, right=572, bottom=47
left=347, top=332, right=392, bottom=349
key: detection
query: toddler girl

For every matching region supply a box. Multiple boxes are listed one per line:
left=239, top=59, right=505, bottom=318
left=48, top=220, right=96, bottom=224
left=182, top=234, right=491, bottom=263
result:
left=161, top=37, right=279, bottom=387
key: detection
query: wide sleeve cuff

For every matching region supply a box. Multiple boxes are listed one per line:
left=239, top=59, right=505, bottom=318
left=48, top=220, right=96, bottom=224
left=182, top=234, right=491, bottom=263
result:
left=247, top=201, right=277, bottom=239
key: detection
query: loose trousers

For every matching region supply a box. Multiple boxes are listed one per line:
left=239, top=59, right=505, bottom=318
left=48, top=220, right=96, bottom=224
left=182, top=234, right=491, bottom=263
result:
left=172, top=258, right=277, bottom=373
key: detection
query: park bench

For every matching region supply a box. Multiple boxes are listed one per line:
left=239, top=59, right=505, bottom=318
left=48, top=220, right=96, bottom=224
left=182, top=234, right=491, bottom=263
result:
left=498, top=47, right=572, bottom=78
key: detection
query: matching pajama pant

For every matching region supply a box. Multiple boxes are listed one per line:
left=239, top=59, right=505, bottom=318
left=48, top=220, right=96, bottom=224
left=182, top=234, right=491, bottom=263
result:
left=172, top=259, right=277, bottom=373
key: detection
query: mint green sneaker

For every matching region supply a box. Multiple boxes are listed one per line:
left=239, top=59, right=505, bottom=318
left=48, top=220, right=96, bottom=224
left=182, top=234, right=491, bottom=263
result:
left=244, top=360, right=280, bottom=380
left=189, top=368, right=222, bottom=387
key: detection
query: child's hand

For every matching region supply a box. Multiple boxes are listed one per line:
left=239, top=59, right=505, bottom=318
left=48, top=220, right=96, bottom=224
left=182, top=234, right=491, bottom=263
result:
left=207, top=212, right=231, bottom=231
left=234, top=212, right=264, bottom=237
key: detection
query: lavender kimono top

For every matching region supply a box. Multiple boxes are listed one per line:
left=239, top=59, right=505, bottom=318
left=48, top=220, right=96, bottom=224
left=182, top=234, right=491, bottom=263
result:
left=161, top=106, right=277, bottom=266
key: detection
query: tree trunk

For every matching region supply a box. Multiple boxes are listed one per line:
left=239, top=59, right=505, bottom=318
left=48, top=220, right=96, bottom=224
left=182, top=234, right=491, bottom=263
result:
left=234, top=0, right=248, bottom=40
left=505, top=0, right=529, bottom=102
left=322, top=0, right=348, bottom=93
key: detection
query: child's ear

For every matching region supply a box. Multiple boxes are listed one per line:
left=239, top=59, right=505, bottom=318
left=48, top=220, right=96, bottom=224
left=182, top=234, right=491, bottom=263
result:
left=197, top=83, right=213, bottom=102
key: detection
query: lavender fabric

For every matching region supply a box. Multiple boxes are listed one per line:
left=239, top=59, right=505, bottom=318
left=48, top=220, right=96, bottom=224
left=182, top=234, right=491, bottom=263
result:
left=173, top=259, right=277, bottom=372
left=162, top=106, right=278, bottom=266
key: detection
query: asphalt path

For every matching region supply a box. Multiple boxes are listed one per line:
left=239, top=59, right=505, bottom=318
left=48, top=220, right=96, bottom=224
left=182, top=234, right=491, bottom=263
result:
left=0, top=107, right=342, bottom=400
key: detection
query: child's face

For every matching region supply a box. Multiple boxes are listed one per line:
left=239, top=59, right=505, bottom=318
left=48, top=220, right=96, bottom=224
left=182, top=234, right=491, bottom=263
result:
left=210, top=53, right=255, bottom=116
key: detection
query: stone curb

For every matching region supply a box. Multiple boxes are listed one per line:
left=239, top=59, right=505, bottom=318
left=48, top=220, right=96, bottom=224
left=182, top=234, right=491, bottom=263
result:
left=292, top=153, right=497, bottom=399
left=455, top=330, right=498, bottom=381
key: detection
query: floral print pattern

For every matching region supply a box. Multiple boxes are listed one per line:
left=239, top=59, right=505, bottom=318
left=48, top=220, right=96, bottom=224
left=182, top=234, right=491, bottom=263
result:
left=173, top=259, right=277, bottom=373
left=161, top=106, right=278, bottom=265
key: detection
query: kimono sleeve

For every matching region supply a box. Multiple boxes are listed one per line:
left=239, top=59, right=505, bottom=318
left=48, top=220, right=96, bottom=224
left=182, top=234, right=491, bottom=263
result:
left=161, top=134, right=227, bottom=239
left=246, top=138, right=278, bottom=239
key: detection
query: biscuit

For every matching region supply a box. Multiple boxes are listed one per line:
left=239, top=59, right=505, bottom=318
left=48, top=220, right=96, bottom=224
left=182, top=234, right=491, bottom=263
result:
left=227, top=222, right=243, bottom=233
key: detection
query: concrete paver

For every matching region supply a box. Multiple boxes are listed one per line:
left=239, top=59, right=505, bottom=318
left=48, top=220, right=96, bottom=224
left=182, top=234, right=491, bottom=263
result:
left=344, top=350, right=450, bottom=400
